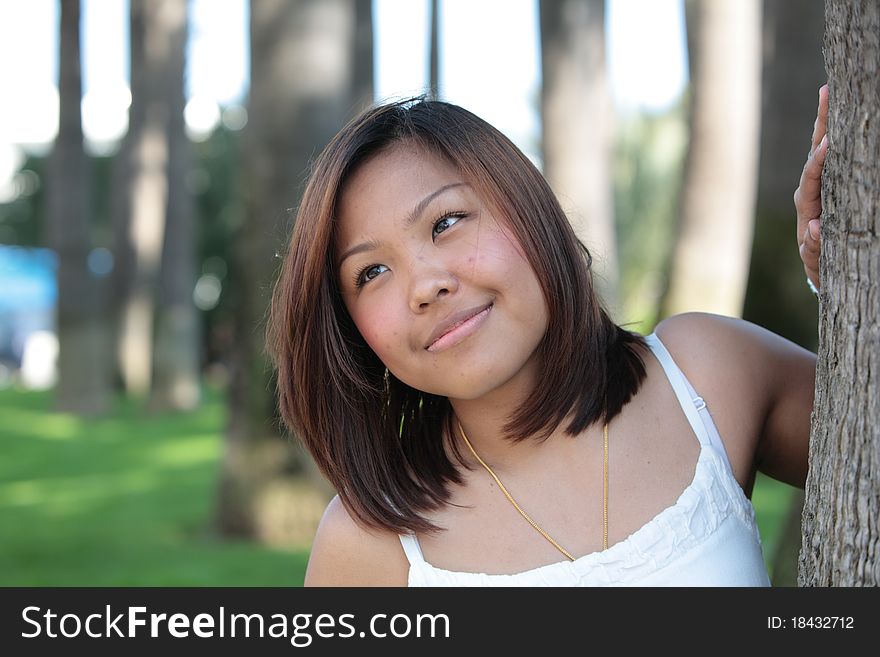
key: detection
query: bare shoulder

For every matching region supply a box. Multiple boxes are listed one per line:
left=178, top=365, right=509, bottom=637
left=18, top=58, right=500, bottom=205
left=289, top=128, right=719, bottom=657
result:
left=655, top=311, right=805, bottom=364
left=653, top=311, right=815, bottom=389
left=304, top=495, right=411, bottom=587
left=653, top=312, right=816, bottom=491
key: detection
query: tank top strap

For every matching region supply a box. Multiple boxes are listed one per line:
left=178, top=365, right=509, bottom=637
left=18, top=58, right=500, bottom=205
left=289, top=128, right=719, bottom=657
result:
left=398, top=533, right=426, bottom=566
left=673, top=358, right=734, bottom=473
left=642, top=332, right=718, bottom=454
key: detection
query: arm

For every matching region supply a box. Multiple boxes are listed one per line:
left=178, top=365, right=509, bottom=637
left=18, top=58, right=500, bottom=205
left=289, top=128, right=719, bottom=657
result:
left=756, top=83, right=831, bottom=486
left=749, top=324, right=816, bottom=489
left=304, top=495, right=410, bottom=587
left=733, top=84, right=827, bottom=486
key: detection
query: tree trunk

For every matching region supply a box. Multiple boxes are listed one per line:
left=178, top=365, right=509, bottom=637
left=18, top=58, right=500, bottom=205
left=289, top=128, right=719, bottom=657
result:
left=47, top=0, right=109, bottom=415
left=151, top=0, right=200, bottom=412
left=429, top=0, right=439, bottom=98
left=352, top=0, right=374, bottom=111
left=799, top=0, right=880, bottom=586
left=216, top=0, right=362, bottom=544
left=540, top=0, right=617, bottom=309
left=660, top=0, right=761, bottom=318
left=745, top=0, right=825, bottom=587
left=112, top=0, right=178, bottom=397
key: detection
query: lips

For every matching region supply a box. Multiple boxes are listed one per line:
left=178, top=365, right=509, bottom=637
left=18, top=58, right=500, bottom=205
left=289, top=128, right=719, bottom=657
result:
left=425, top=302, right=493, bottom=352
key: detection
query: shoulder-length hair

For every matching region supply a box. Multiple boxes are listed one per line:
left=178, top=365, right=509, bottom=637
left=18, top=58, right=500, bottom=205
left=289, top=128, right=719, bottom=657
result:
left=267, top=97, right=648, bottom=534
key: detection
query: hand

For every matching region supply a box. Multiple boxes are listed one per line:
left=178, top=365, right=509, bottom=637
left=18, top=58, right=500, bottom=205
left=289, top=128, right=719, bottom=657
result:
left=794, top=83, right=828, bottom=292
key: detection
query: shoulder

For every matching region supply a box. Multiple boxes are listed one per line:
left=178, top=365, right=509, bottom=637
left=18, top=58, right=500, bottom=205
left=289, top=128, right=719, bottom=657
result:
left=653, top=311, right=816, bottom=490
left=653, top=311, right=815, bottom=391
left=304, top=494, right=411, bottom=587
left=652, top=312, right=777, bottom=410
left=655, top=309, right=768, bottom=345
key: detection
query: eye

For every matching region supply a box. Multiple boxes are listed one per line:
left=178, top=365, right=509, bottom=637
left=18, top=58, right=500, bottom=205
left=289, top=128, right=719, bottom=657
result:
left=432, top=211, right=467, bottom=240
left=353, top=263, right=388, bottom=288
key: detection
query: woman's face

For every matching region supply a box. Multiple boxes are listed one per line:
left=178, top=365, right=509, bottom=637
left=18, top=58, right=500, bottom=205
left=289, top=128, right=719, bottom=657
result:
left=334, top=143, right=549, bottom=401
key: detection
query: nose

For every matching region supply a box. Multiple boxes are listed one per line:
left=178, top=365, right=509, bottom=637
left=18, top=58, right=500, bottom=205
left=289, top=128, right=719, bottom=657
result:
left=408, top=260, right=459, bottom=312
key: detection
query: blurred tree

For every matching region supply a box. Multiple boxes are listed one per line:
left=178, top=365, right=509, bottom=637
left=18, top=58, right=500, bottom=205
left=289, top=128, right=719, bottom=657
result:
left=0, top=155, right=46, bottom=247
left=659, top=0, right=761, bottom=318
left=353, top=0, right=375, bottom=111
left=799, top=0, right=879, bottom=587
left=217, top=0, right=366, bottom=544
left=540, top=0, right=617, bottom=309
left=151, top=0, right=200, bottom=412
left=613, top=107, right=688, bottom=333
left=743, top=0, right=825, bottom=587
left=111, top=0, right=182, bottom=397
left=745, top=0, right=824, bottom=350
left=190, top=127, right=241, bottom=383
left=47, top=0, right=109, bottom=415
left=429, top=0, right=439, bottom=99
left=0, top=153, right=115, bottom=249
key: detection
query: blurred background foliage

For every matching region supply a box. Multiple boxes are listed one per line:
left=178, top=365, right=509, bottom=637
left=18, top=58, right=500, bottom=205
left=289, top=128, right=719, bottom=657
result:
left=0, top=0, right=824, bottom=586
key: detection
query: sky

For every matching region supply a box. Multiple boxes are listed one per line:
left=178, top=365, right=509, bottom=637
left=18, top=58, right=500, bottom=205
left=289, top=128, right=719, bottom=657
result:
left=0, top=0, right=686, bottom=196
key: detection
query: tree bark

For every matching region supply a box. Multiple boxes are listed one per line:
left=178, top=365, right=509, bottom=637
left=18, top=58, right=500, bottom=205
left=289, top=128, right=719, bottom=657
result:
left=47, top=0, right=109, bottom=415
left=540, top=0, right=617, bottom=309
left=799, top=0, right=880, bottom=586
left=151, top=0, right=200, bottom=412
left=660, top=0, right=762, bottom=319
left=216, top=0, right=362, bottom=543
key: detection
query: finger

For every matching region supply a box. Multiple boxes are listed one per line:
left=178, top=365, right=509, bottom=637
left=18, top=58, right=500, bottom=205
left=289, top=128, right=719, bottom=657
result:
left=804, top=220, right=821, bottom=257
left=799, top=239, right=820, bottom=290
left=800, top=221, right=820, bottom=269
left=796, top=134, right=828, bottom=241
left=810, top=84, right=829, bottom=156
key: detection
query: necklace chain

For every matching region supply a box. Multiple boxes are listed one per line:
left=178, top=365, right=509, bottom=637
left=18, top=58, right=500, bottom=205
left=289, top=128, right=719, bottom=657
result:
left=457, top=420, right=609, bottom=562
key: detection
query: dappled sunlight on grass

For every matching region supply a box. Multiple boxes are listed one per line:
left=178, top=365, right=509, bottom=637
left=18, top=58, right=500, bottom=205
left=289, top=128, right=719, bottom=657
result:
left=0, top=470, right=162, bottom=512
left=1, top=405, right=84, bottom=442
left=151, top=434, right=219, bottom=468
left=0, top=387, right=310, bottom=586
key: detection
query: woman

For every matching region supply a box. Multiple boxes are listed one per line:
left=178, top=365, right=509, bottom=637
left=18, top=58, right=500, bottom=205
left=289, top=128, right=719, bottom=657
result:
left=268, top=87, right=828, bottom=586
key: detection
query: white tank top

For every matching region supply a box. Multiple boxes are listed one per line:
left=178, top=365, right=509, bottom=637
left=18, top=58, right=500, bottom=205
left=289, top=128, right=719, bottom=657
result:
left=397, top=331, right=771, bottom=586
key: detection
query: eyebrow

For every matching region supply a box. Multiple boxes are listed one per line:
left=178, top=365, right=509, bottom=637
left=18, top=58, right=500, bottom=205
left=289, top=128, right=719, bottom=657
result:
left=336, top=182, right=466, bottom=268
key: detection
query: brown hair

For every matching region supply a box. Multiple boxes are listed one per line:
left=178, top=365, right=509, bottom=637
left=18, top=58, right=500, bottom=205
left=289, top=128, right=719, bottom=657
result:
left=267, top=97, right=648, bottom=534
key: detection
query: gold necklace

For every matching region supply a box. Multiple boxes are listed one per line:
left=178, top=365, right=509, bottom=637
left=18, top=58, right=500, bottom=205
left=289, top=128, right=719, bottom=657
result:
left=457, top=420, right=609, bottom=562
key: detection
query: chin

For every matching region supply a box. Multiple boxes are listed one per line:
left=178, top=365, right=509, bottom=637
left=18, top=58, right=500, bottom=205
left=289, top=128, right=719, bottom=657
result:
left=389, top=370, right=490, bottom=400
left=391, top=341, right=542, bottom=400
left=430, top=367, right=529, bottom=402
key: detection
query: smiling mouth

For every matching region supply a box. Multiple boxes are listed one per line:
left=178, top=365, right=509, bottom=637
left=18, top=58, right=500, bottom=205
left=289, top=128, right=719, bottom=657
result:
left=426, top=304, right=493, bottom=353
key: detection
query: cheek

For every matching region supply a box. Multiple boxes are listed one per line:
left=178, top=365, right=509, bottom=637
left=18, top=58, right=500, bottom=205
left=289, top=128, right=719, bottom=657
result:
left=478, top=233, right=548, bottom=323
left=471, top=231, right=536, bottom=290
left=349, top=300, right=406, bottom=362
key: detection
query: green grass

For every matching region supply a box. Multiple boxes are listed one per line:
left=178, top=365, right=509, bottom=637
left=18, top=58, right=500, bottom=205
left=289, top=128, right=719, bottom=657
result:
left=751, top=472, right=800, bottom=582
left=0, top=387, right=309, bottom=586
left=0, top=387, right=798, bottom=586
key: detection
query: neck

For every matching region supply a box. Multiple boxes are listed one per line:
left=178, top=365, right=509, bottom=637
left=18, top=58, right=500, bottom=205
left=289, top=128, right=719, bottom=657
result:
left=448, top=407, right=532, bottom=474
left=446, top=377, right=577, bottom=476
left=442, top=345, right=602, bottom=475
